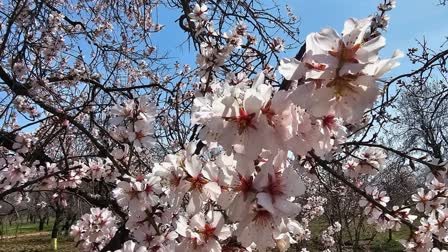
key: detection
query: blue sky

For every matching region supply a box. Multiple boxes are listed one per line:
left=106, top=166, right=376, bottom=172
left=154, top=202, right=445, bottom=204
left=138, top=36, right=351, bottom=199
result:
left=10, top=0, right=448, bottom=132
left=152, top=0, right=448, bottom=76
left=293, top=0, right=448, bottom=75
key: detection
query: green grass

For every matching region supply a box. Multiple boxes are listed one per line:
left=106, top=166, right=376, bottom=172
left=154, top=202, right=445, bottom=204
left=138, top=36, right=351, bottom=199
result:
left=0, top=220, right=77, bottom=252
left=1, top=221, right=55, bottom=236
left=302, top=217, right=409, bottom=251
left=0, top=234, right=76, bottom=252
left=1, top=218, right=409, bottom=251
left=370, top=230, right=409, bottom=252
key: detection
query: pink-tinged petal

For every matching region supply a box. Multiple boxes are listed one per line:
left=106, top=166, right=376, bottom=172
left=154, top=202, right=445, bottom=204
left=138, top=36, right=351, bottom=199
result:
left=252, top=169, right=269, bottom=192
left=122, top=240, right=137, bottom=251
left=217, top=190, right=236, bottom=209
left=191, top=97, right=213, bottom=125
left=217, top=225, right=232, bottom=240
left=190, top=212, right=206, bottom=230
left=203, top=182, right=221, bottom=201
left=187, top=190, right=203, bottom=214
left=243, top=91, right=263, bottom=114
left=252, top=72, right=265, bottom=88
left=202, top=163, right=219, bottom=181
left=416, top=203, right=424, bottom=212
left=278, top=58, right=305, bottom=80
left=226, top=193, right=254, bottom=222
left=204, top=238, right=221, bottom=252
left=364, top=49, right=403, bottom=77
left=185, top=156, right=202, bottom=177
left=209, top=211, right=224, bottom=229
left=238, top=218, right=276, bottom=250
left=256, top=192, right=275, bottom=214
left=306, top=28, right=340, bottom=53
left=175, top=216, right=190, bottom=237
left=339, top=62, right=366, bottom=76
left=342, top=17, right=371, bottom=46
left=356, top=36, right=386, bottom=63
left=136, top=247, right=148, bottom=252
left=256, top=84, right=273, bottom=104
left=166, top=231, right=178, bottom=240
left=290, top=82, right=315, bottom=108
left=283, top=170, right=306, bottom=196
left=274, top=199, right=301, bottom=216
left=309, top=87, right=334, bottom=117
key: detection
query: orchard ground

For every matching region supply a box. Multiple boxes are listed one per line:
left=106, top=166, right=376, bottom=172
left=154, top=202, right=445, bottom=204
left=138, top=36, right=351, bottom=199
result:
left=0, top=219, right=76, bottom=252
left=0, top=234, right=75, bottom=252
left=0, top=219, right=408, bottom=252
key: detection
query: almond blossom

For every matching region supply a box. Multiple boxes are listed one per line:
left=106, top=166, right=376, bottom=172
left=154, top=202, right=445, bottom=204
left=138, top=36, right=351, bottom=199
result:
left=192, top=73, right=277, bottom=159
left=278, top=18, right=402, bottom=123
left=183, top=154, right=221, bottom=214
left=0, top=2, right=423, bottom=251
left=113, top=174, right=162, bottom=212
left=175, top=211, right=231, bottom=252
left=115, top=240, right=148, bottom=252
left=71, top=208, right=118, bottom=252
left=189, top=4, right=208, bottom=24
left=253, top=151, right=305, bottom=217
left=412, top=188, right=436, bottom=213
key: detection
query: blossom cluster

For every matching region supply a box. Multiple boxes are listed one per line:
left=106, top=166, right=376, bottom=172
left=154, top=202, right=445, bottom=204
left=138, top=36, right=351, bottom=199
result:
left=0, top=150, right=118, bottom=208
left=342, top=148, right=387, bottom=178
left=320, top=222, right=342, bottom=248
left=349, top=154, right=448, bottom=251
left=107, top=10, right=403, bottom=252
left=399, top=170, right=448, bottom=251
left=110, top=96, right=156, bottom=152
left=70, top=208, right=118, bottom=251
left=3, top=1, right=431, bottom=252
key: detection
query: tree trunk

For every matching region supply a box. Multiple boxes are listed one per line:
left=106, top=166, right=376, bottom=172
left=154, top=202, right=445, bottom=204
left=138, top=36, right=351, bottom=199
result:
left=51, top=209, right=63, bottom=250
left=51, top=210, right=63, bottom=238
left=38, top=218, right=45, bottom=231
left=62, top=214, right=77, bottom=236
